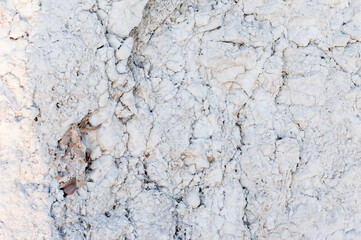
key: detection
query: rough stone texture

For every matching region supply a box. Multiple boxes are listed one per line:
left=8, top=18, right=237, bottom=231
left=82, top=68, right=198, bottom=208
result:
left=1, top=0, right=361, bottom=239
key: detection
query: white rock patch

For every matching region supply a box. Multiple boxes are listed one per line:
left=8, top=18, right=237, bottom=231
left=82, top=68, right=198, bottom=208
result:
left=1, top=0, right=361, bottom=239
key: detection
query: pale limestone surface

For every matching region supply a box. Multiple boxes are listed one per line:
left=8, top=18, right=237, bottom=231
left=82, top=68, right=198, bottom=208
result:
left=1, top=0, right=361, bottom=239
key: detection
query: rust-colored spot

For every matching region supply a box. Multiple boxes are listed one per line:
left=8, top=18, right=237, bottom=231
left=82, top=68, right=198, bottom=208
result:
left=207, top=156, right=215, bottom=163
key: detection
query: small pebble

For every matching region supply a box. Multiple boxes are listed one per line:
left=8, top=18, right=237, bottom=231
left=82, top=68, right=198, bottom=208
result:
left=64, top=184, right=76, bottom=195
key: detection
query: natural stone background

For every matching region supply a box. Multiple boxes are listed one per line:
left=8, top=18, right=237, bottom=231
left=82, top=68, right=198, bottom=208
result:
left=1, top=0, right=361, bottom=239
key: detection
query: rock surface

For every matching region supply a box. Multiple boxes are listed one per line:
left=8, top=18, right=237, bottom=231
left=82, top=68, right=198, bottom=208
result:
left=1, top=0, right=361, bottom=239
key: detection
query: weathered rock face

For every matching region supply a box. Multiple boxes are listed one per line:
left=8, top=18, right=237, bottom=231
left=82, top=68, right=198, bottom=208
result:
left=1, top=0, right=361, bottom=239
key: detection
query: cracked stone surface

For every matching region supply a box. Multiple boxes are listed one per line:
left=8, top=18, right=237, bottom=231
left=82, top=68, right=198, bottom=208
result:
left=1, top=0, right=361, bottom=239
